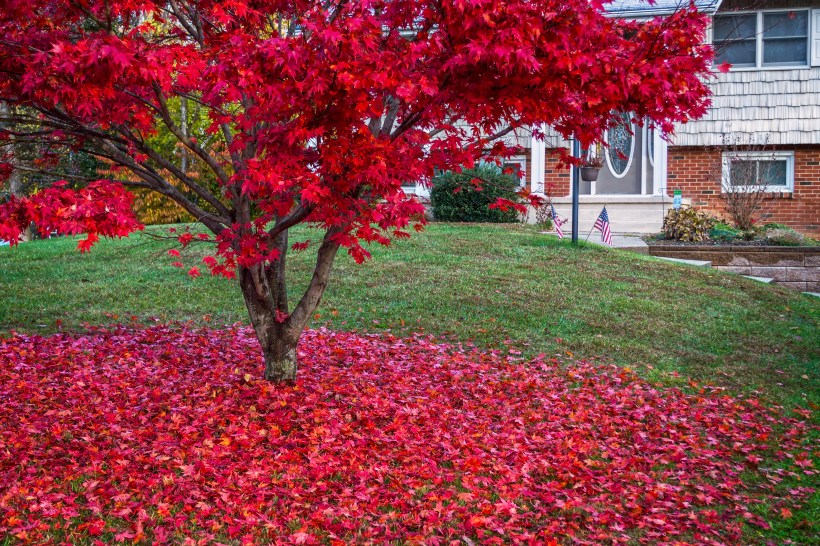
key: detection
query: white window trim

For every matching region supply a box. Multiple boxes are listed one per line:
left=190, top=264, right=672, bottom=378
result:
left=713, top=8, right=812, bottom=71
left=812, top=9, right=820, bottom=66
left=721, top=151, right=795, bottom=193
left=503, top=156, right=528, bottom=189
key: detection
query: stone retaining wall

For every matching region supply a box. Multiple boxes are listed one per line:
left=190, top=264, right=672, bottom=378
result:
left=647, top=245, right=820, bottom=292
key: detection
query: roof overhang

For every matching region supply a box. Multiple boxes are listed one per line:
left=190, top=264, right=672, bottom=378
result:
left=604, top=0, right=724, bottom=18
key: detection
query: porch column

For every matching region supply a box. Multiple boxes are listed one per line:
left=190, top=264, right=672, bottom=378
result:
left=653, top=130, right=667, bottom=195
left=530, top=124, right=546, bottom=194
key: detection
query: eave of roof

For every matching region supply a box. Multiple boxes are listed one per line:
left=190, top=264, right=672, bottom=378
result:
left=604, top=0, right=724, bottom=18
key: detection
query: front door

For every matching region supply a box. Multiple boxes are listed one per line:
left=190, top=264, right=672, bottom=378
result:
left=596, top=112, right=643, bottom=195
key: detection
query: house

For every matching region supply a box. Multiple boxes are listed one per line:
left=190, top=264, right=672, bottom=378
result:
left=412, top=0, right=820, bottom=235
left=665, top=0, right=820, bottom=236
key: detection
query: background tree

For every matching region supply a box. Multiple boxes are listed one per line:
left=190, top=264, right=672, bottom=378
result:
left=0, top=0, right=714, bottom=382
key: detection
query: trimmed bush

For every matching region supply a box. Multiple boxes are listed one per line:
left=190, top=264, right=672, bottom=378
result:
left=430, top=164, right=521, bottom=223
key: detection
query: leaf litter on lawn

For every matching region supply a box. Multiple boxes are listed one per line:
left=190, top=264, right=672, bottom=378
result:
left=0, top=325, right=815, bottom=545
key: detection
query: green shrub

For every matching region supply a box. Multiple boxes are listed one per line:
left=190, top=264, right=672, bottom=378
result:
left=709, top=222, right=740, bottom=243
left=430, top=164, right=521, bottom=223
left=740, top=229, right=759, bottom=241
left=662, top=208, right=716, bottom=242
left=762, top=223, right=790, bottom=231
left=765, top=228, right=808, bottom=247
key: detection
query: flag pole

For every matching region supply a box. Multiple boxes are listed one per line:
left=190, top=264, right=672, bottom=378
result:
left=587, top=205, right=606, bottom=244
left=584, top=224, right=596, bottom=243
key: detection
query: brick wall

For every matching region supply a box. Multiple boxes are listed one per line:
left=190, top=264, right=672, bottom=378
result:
left=666, top=145, right=820, bottom=236
left=544, top=149, right=571, bottom=197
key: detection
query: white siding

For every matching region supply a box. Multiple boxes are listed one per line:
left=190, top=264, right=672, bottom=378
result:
left=672, top=67, right=820, bottom=146
left=448, top=120, right=533, bottom=149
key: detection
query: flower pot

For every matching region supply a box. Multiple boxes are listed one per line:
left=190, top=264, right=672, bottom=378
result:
left=580, top=166, right=600, bottom=182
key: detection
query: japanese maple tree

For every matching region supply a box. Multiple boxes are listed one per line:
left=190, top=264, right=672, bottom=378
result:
left=0, top=0, right=713, bottom=382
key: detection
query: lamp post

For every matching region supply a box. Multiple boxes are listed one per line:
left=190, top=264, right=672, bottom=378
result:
left=571, top=139, right=602, bottom=245
left=571, top=139, right=580, bottom=245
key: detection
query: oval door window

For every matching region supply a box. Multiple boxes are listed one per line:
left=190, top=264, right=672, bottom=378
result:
left=605, top=113, right=635, bottom=178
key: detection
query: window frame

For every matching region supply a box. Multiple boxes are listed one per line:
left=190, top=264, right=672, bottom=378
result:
left=713, top=9, right=811, bottom=71
left=721, top=151, right=795, bottom=193
left=502, top=157, right=528, bottom=189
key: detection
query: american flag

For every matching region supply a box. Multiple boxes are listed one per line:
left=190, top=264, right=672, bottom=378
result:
left=593, top=206, right=613, bottom=246
left=550, top=204, right=564, bottom=239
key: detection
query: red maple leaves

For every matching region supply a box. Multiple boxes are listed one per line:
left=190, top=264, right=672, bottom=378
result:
left=0, top=0, right=715, bottom=265
left=0, top=326, right=813, bottom=544
left=0, top=181, right=142, bottom=251
left=0, top=1, right=719, bottom=372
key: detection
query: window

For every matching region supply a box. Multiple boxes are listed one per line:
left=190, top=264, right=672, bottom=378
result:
left=714, top=10, right=810, bottom=69
left=502, top=157, right=527, bottom=188
left=714, top=14, right=757, bottom=67
left=604, top=112, right=635, bottom=178
left=721, top=151, right=794, bottom=192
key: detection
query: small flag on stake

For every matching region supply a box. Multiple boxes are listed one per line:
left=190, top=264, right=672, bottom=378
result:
left=593, top=206, right=613, bottom=246
left=550, top=204, right=564, bottom=239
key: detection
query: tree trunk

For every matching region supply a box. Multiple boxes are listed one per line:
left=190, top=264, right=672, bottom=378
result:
left=8, top=168, right=31, bottom=241
left=239, top=267, right=300, bottom=382
left=263, top=335, right=299, bottom=382
left=236, top=228, right=340, bottom=383
left=179, top=96, right=189, bottom=175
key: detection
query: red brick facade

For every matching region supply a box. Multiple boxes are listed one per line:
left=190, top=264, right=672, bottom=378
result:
left=666, top=145, right=820, bottom=235
left=544, top=150, right=571, bottom=197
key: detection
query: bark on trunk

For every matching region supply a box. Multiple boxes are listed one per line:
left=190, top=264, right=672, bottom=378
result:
left=237, top=228, right=340, bottom=383
left=263, top=336, right=298, bottom=383
left=239, top=268, right=300, bottom=382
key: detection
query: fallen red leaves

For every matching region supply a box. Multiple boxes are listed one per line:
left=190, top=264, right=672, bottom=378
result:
left=0, top=326, right=814, bottom=544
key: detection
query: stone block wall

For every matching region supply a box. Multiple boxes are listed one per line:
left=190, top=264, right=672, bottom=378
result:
left=647, top=245, right=820, bottom=292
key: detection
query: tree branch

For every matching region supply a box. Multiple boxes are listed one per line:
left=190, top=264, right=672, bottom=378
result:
left=114, top=124, right=233, bottom=219
left=287, top=226, right=342, bottom=332
left=151, top=82, right=231, bottom=185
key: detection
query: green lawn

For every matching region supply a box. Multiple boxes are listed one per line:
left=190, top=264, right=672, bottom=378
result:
left=2, top=222, right=818, bottom=409
left=1, top=222, right=818, bottom=543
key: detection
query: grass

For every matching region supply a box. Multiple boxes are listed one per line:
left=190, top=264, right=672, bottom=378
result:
left=2, top=223, right=817, bottom=409
left=0, top=222, right=818, bottom=543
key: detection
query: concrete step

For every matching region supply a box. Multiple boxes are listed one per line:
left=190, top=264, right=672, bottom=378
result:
left=804, top=292, right=820, bottom=298
left=743, top=276, right=774, bottom=284
left=550, top=195, right=673, bottom=234
left=655, top=256, right=712, bottom=268
left=586, top=234, right=649, bottom=254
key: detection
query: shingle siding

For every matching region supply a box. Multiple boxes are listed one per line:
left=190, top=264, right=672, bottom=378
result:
left=672, top=67, right=820, bottom=146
